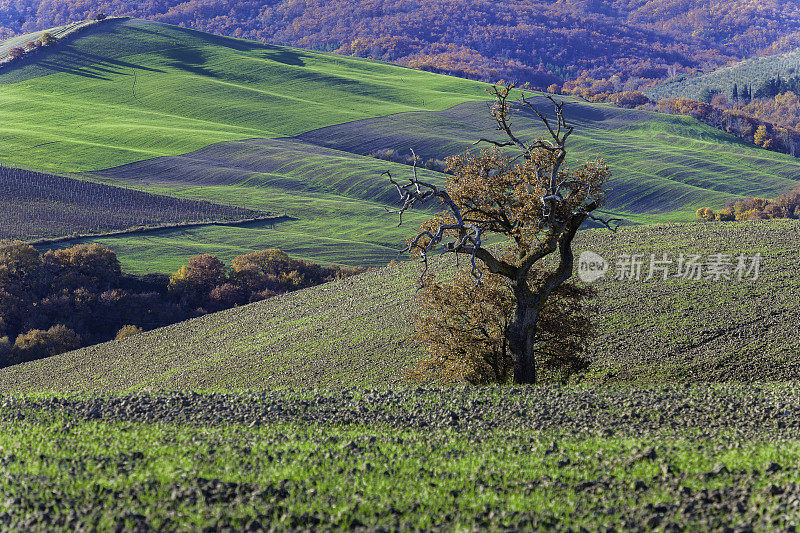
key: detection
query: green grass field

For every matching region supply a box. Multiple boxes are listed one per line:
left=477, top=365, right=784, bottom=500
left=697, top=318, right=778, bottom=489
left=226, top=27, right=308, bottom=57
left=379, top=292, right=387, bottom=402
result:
left=82, top=101, right=800, bottom=273
left=0, top=18, right=492, bottom=173
left=47, top=193, right=426, bottom=272
left=3, top=387, right=800, bottom=530
left=5, top=219, right=799, bottom=393
left=4, top=19, right=800, bottom=272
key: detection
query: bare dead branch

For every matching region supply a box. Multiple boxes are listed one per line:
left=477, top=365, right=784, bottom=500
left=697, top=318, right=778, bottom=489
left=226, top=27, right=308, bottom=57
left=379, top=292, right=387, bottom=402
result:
left=473, top=138, right=515, bottom=148
left=587, top=213, right=622, bottom=232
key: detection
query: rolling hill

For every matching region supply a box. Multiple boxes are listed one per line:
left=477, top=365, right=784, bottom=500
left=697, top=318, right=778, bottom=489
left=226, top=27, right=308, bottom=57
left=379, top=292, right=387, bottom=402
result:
left=646, top=47, right=800, bottom=102
left=6, top=0, right=800, bottom=86
left=0, top=17, right=491, bottom=172
left=3, top=18, right=800, bottom=273
left=2, top=219, right=798, bottom=393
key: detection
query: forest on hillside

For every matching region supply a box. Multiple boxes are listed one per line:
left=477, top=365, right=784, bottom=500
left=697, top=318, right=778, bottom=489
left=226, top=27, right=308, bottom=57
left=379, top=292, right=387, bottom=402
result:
left=0, top=242, right=364, bottom=367
left=3, top=0, right=800, bottom=87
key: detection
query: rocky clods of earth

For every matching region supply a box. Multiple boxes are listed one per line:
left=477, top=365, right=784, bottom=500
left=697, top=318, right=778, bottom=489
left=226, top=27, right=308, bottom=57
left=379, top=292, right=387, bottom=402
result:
left=1, top=384, right=798, bottom=438
left=2, top=385, right=800, bottom=532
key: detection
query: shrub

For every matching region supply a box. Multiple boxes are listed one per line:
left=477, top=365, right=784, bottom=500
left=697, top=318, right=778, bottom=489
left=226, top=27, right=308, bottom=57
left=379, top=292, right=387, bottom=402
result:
left=169, top=255, right=226, bottom=292
left=776, top=184, right=800, bottom=218
left=763, top=203, right=785, bottom=219
left=38, top=32, right=56, bottom=46
left=696, top=207, right=715, bottom=221
left=754, top=125, right=770, bottom=148
left=11, top=325, right=80, bottom=364
left=609, top=91, right=649, bottom=108
left=230, top=249, right=307, bottom=293
left=0, top=336, right=11, bottom=367
left=94, top=13, right=107, bottom=20
left=169, top=254, right=227, bottom=309
left=44, top=244, right=121, bottom=283
left=7, top=47, right=24, bottom=59
left=715, top=208, right=735, bottom=221
left=0, top=242, right=41, bottom=277
left=208, top=283, right=247, bottom=311
left=115, top=325, right=143, bottom=340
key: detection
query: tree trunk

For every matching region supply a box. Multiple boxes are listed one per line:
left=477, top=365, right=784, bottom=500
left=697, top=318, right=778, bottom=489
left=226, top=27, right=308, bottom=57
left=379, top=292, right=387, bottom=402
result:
left=509, top=298, right=538, bottom=384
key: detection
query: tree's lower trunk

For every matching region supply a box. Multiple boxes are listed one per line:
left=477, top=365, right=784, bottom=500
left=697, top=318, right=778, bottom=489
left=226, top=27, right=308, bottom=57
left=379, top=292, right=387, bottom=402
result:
left=509, top=301, right=538, bottom=385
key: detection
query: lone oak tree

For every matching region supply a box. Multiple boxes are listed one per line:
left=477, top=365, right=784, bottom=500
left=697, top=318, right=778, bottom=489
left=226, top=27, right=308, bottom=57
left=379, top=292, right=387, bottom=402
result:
left=406, top=269, right=595, bottom=385
left=387, top=84, right=612, bottom=384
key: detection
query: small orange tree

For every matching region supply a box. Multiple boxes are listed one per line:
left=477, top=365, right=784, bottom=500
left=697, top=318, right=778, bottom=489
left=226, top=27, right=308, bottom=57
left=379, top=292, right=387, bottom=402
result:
left=387, top=84, right=612, bottom=384
left=407, top=270, right=595, bottom=384
left=695, top=207, right=715, bottom=220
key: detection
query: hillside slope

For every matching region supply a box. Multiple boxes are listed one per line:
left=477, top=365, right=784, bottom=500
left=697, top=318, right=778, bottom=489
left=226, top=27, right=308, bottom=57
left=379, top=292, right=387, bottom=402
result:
left=4, top=18, right=800, bottom=273
left=97, top=99, right=800, bottom=216
left=2, top=219, right=798, bottom=393
left=646, top=47, right=800, bottom=102
left=81, top=95, right=800, bottom=272
left=0, top=17, right=491, bottom=173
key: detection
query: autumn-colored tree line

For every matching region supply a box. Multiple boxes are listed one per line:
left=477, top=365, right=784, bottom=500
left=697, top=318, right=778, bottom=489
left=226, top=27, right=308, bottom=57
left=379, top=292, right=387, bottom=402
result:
left=696, top=183, right=800, bottom=222
left=5, top=0, right=800, bottom=89
left=544, top=74, right=800, bottom=158
left=0, top=242, right=364, bottom=367
left=652, top=96, right=800, bottom=157
left=2, top=30, right=54, bottom=62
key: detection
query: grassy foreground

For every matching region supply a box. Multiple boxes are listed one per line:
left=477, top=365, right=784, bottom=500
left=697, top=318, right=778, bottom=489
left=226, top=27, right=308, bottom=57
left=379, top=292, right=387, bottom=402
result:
left=2, top=386, right=800, bottom=531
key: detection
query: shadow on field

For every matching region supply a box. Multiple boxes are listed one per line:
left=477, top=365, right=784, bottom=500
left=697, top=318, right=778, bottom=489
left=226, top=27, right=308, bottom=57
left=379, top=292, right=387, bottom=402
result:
left=161, top=46, right=214, bottom=77
left=132, top=22, right=311, bottom=67
left=258, top=47, right=307, bottom=66
left=8, top=47, right=165, bottom=80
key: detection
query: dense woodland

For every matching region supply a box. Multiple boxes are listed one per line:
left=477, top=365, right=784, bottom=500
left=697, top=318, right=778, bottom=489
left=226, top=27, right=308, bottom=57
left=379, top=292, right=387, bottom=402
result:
left=0, top=242, right=364, bottom=367
left=4, top=0, right=800, bottom=87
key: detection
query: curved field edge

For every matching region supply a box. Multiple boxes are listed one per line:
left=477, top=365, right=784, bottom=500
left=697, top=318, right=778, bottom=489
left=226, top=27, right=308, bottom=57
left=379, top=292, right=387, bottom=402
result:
left=73, top=97, right=800, bottom=273
left=0, top=18, right=493, bottom=173
left=1, top=220, right=798, bottom=393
